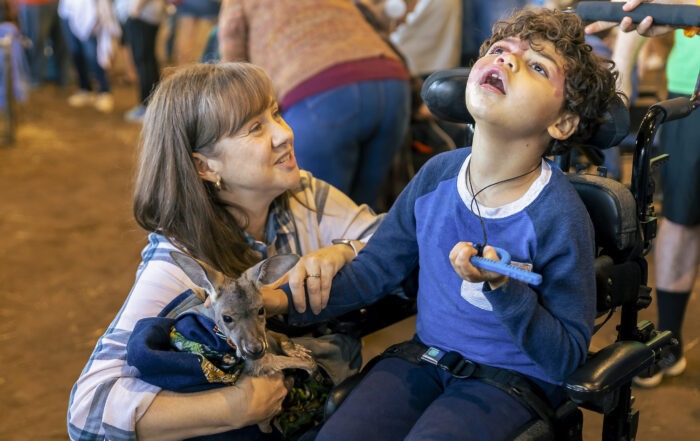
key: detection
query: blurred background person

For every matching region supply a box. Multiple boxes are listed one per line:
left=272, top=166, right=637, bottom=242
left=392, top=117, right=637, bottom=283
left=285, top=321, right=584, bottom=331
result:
left=170, top=0, right=219, bottom=65
left=218, top=0, right=411, bottom=210
left=114, top=0, right=166, bottom=122
left=12, top=0, right=68, bottom=88
left=58, top=0, right=120, bottom=113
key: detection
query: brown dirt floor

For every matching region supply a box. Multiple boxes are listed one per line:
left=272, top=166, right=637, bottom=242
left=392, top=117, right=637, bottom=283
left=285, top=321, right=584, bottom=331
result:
left=0, top=81, right=698, bottom=441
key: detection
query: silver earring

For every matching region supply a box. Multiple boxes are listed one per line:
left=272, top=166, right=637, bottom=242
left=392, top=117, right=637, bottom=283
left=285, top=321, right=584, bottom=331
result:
left=215, top=178, right=222, bottom=191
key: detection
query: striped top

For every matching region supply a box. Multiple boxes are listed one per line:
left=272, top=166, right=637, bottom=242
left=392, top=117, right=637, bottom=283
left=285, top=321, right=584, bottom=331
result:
left=67, top=170, right=383, bottom=440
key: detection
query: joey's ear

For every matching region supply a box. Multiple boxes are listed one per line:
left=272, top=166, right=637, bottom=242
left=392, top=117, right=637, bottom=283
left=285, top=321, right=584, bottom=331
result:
left=191, top=152, right=219, bottom=185
left=247, top=254, right=301, bottom=286
left=170, top=251, right=225, bottom=302
left=547, top=112, right=580, bottom=141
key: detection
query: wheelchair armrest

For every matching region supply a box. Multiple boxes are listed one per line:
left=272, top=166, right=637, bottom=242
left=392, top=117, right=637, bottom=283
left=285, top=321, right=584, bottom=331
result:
left=565, top=341, right=654, bottom=413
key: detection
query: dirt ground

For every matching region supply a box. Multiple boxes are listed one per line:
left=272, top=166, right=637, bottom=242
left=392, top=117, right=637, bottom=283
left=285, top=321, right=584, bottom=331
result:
left=0, top=81, right=698, bottom=441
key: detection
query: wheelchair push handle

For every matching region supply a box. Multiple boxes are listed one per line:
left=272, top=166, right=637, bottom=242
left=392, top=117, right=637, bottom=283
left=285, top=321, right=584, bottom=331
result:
left=651, top=96, right=696, bottom=123
left=573, top=1, right=700, bottom=27
left=470, top=246, right=543, bottom=286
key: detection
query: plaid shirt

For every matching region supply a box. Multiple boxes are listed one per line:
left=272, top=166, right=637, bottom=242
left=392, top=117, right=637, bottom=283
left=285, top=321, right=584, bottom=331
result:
left=67, top=170, right=382, bottom=440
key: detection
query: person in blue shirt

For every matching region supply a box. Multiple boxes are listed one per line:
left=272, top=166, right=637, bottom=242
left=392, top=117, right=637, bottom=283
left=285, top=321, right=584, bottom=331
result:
left=264, top=7, right=622, bottom=440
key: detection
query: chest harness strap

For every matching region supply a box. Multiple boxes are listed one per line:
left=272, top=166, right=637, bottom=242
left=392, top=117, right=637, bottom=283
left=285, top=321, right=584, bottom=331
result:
left=379, top=340, right=555, bottom=425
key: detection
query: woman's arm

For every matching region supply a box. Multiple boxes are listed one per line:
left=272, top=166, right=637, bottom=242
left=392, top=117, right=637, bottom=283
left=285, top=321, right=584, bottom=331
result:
left=284, top=172, right=384, bottom=313
left=136, top=374, right=287, bottom=441
left=68, top=237, right=287, bottom=440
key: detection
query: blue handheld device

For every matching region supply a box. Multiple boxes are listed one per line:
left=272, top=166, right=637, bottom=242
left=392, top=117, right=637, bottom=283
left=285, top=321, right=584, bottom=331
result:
left=470, top=247, right=542, bottom=286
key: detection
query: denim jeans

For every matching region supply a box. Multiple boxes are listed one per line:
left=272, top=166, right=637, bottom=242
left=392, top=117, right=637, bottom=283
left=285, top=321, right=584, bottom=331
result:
left=283, top=79, right=411, bottom=208
left=316, top=357, right=535, bottom=441
left=18, top=3, right=66, bottom=86
left=60, top=19, right=109, bottom=93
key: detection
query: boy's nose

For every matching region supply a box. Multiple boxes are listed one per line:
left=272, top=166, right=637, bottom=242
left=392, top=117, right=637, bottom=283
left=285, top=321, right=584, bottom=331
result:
left=496, top=54, right=519, bottom=72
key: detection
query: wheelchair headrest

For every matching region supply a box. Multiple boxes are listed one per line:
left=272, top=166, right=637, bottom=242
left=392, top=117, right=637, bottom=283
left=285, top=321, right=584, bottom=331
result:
left=420, top=68, right=630, bottom=150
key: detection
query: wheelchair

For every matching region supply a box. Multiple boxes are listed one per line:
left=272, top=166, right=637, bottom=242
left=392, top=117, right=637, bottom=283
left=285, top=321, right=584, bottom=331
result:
left=320, top=59, right=693, bottom=440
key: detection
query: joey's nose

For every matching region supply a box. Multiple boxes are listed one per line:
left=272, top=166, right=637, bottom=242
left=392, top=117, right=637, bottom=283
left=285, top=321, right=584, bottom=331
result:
left=243, top=340, right=266, bottom=360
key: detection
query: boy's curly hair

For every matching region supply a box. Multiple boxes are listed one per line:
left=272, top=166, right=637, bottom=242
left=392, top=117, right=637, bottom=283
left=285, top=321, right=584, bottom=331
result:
left=479, top=8, right=621, bottom=155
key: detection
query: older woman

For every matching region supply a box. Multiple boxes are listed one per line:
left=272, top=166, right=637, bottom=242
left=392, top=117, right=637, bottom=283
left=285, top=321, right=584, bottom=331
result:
left=67, top=62, right=383, bottom=441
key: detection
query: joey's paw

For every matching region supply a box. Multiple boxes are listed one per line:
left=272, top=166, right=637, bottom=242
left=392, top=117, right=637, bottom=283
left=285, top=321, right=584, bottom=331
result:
left=281, top=341, right=314, bottom=360
left=297, top=357, right=317, bottom=374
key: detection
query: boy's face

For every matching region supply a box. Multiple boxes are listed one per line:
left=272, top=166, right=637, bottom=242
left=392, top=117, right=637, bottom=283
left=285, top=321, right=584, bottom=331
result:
left=466, top=36, right=571, bottom=139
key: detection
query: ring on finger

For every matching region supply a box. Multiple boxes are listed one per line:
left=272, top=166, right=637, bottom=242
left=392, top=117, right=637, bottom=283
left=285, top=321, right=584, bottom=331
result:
left=306, top=273, right=321, bottom=279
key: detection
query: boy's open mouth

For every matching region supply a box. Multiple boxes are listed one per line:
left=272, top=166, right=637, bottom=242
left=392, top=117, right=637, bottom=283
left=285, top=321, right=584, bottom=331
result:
left=481, top=70, right=506, bottom=95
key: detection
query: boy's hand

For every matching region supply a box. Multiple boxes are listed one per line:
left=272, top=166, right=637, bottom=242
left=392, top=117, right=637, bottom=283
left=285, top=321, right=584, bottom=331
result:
left=449, top=242, right=508, bottom=290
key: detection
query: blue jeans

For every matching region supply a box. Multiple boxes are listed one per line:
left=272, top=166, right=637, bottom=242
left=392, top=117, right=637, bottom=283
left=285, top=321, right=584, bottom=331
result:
left=60, top=19, right=109, bottom=93
left=316, top=357, right=536, bottom=441
left=18, top=2, right=67, bottom=86
left=283, top=79, right=411, bottom=208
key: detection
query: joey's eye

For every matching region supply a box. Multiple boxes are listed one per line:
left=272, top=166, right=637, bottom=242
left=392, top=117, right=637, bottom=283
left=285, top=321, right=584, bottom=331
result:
left=258, top=307, right=265, bottom=316
left=222, top=315, right=233, bottom=323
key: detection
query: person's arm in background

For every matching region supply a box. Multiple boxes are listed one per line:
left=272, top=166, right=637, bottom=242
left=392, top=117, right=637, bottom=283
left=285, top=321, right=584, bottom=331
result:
left=585, top=0, right=698, bottom=37
left=612, top=30, right=646, bottom=104
left=218, top=0, right=248, bottom=61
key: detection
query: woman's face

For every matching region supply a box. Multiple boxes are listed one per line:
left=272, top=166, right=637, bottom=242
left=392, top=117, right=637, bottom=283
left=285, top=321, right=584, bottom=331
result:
left=210, top=101, right=300, bottom=204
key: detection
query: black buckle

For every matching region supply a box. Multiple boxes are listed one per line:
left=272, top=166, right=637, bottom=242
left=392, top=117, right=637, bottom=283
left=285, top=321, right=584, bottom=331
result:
left=421, top=347, right=477, bottom=379
left=440, top=351, right=477, bottom=378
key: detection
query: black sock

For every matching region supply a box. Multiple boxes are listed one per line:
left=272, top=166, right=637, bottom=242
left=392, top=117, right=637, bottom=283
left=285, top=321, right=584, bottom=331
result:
left=656, top=289, right=691, bottom=356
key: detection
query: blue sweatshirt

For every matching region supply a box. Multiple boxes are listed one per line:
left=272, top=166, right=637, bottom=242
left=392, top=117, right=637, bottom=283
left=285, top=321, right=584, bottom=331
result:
left=287, top=148, right=596, bottom=385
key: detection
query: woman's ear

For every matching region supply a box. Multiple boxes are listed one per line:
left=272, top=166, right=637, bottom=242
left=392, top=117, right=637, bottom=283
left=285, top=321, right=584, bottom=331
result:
left=547, top=112, right=580, bottom=141
left=191, top=152, right=219, bottom=184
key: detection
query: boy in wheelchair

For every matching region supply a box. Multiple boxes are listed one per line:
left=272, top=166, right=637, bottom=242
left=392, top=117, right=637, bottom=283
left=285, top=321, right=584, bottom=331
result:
left=265, top=7, right=622, bottom=440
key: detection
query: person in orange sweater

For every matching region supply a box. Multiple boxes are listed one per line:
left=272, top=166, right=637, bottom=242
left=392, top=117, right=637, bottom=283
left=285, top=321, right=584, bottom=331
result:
left=218, top=0, right=411, bottom=210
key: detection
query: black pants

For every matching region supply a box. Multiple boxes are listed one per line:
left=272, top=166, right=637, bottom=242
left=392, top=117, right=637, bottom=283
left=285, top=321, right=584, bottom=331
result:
left=124, top=18, right=160, bottom=104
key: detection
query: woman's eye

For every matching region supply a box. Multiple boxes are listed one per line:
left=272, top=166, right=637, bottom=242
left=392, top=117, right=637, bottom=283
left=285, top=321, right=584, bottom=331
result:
left=222, top=315, right=233, bottom=323
left=249, top=122, right=262, bottom=133
left=489, top=46, right=504, bottom=55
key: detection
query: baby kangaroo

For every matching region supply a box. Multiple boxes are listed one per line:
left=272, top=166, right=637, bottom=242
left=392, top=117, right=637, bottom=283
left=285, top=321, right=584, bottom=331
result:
left=170, top=251, right=317, bottom=377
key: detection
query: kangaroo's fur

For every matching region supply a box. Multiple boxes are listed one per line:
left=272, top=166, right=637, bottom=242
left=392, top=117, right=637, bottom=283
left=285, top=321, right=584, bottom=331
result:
left=170, top=251, right=317, bottom=377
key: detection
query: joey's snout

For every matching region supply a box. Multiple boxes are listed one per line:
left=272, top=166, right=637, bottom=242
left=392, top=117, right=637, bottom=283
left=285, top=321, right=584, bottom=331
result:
left=240, top=338, right=267, bottom=360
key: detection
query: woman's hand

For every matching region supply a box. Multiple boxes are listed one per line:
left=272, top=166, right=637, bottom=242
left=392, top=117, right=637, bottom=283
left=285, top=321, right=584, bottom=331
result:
left=449, top=242, right=508, bottom=290
left=585, top=0, right=683, bottom=36
left=287, top=243, right=358, bottom=314
left=231, top=373, right=288, bottom=432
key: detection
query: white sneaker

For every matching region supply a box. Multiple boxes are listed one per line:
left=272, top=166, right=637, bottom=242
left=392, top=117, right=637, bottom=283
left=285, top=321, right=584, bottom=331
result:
left=94, top=93, right=114, bottom=113
left=67, top=90, right=95, bottom=107
left=633, top=355, right=687, bottom=388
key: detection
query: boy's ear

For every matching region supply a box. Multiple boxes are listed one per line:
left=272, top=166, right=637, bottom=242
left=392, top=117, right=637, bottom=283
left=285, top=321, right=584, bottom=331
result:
left=192, top=152, right=219, bottom=184
left=547, top=112, right=580, bottom=141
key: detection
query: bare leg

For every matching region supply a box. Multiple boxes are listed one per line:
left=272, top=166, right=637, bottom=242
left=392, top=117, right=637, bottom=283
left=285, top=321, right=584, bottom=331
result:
left=654, top=219, right=700, bottom=291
